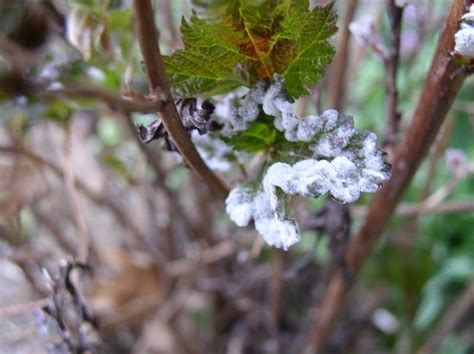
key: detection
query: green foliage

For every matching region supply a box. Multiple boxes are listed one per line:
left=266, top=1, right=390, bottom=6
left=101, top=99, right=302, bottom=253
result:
left=163, top=0, right=337, bottom=98
left=69, top=0, right=100, bottom=8
left=275, top=1, right=337, bottom=98
left=224, top=115, right=282, bottom=152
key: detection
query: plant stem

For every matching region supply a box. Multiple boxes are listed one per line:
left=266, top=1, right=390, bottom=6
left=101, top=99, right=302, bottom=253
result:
left=132, top=0, right=229, bottom=199
left=383, top=0, right=404, bottom=146
left=329, top=0, right=358, bottom=111
left=302, top=1, right=470, bottom=351
left=416, top=280, right=474, bottom=354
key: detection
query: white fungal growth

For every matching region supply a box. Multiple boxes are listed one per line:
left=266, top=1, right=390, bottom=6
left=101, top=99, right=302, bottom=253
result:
left=225, top=186, right=300, bottom=250
left=455, top=5, right=474, bottom=59
left=192, top=131, right=234, bottom=171
left=224, top=75, right=390, bottom=250
left=263, top=157, right=362, bottom=207
left=225, top=186, right=255, bottom=227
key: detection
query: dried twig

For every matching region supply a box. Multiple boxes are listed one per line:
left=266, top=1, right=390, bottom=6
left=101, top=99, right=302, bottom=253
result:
left=329, top=0, right=359, bottom=111
left=165, top=241, right=236, bottom=276
left=41, top=261, right=101, bottom=353
left=417, top=280, right=474, bottom=354
left=302, top=1, right=471, bottom=351
left=62, top=124, right=91, bottom=263
left=0, top=71, right=168, bottom=113
left=158, top=0, right=181, bottom=47
left=383, top=0, right=404, bottom=146
left=0, top=298, right=49, bottom=317
left=0, top=146, right=147, bottom=249
left=132, top=0, right=229, bottom=199
left=32, top=205, right=76, bottom=256
left=352, top=199, right=474, bottom=218
left=348, top=1, right=404, bottom=146
left=42, top=86, right=168, bottom=113
left=418, top=117, right=454, bottom=200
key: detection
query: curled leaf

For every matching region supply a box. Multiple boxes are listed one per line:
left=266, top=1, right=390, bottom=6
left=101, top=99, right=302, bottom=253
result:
left=225, top=186, right=300, bottom=250
left=225, top=75, right=390, bottom=249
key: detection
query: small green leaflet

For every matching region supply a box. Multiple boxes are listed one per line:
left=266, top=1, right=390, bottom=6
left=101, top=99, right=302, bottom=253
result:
left=224, top=117, right=282, bottom=152
left=163, top=0, right=337, bottom=99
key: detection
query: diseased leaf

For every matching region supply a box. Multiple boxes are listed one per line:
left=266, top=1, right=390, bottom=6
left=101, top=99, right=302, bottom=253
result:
left=224, top=75, right=391, bottom=250
left=224, top=117, right=281, bottom=152
left=164, top=0, right=336, bottom=97
left=192, top=131, right=236, bottom=171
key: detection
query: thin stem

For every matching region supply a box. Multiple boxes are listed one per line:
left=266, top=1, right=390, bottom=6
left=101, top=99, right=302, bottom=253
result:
left=62, top=124, right=91, bottom=263
left=329, top=0, right=359, bottom=111
left=0, top=146, right=146, bottom=249
left=43, top=86, right=168, bottom=113
left=417, top=280, right=474, bottom=354
left=352, top=199, right=474, bottom=218
left=0, top=298, right=49, bottom=317
left=383, top=0, right=404, bottom=146
left=132, top=0, right=229, bottom=199
left=0, top=69, right=167, bottom=113
left=302, top=1, right=470, bottom=351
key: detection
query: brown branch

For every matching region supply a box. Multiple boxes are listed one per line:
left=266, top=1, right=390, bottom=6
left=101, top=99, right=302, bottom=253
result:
left=329, top=0, right=358, bottom=110
left=62, top=124, right=91, bottom=263
left=124, top=115, right=176, bottom=259
left=418, top=117, right=454, bottom=200
left=352, top=199, right=474, bottom=218
left=383, top=0, right=404, bottom=146
left=165, top=241, right=237, bottom=276
left=0, top=68, right=168, bottom=113
left=32, top=206, right=76, bottom=256
left=0, top=145, right=147, bottom=249
left=132, top=0, right=229, bottom=199
left=302, top=1, right=471, bottom=352
left=158, top=0, right=181, bottom=47
left=0, top=298, right=49, bottom=317
left=417, top=280, right=474, bottom=354
left=42, top=86, right=168, bottom=113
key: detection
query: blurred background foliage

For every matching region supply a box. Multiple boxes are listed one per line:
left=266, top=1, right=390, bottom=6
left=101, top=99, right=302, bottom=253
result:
left=0, top=0, right=472, bottom=353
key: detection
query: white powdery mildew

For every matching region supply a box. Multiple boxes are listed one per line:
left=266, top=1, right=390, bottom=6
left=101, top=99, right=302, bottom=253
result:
left=226, top=81, right=266, bottom=132
left=225, top=75, right=390, bottom=250
left=263, top=157, right=361, bottom=207
left=455, top=5, right=474, bottom=59
left=192, top=131, right=233, bottom=171
left=225, top=186, right=300, bottom=250
left=225, top=186, right=255, bottom=226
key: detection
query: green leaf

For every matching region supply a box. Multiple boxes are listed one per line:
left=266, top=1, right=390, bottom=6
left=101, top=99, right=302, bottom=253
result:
left=45, top=100, right=73, bottom=123
left=278, top=2, right=337, bottom=98
left=164, top=0, right=336, bottom=98
left=102, top=154, right=131, bottom=181
left=68, top=0, right=100, bottom=9
left=224, top=118, right=281, bottom=152
left=163, top=15, right=249, bottom=97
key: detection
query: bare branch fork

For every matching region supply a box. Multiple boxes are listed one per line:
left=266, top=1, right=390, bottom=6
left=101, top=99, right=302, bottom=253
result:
left=302, top=1, right=472, bottom=352
left=132, top=0, right=229, bottom=199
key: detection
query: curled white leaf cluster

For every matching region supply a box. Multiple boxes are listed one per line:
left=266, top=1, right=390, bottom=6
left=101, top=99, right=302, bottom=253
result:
left=454, top=5, right=474, bottom=59
left=226, top=186, right=300, bottom=250
left=225, top=75, right=390, bottom=249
